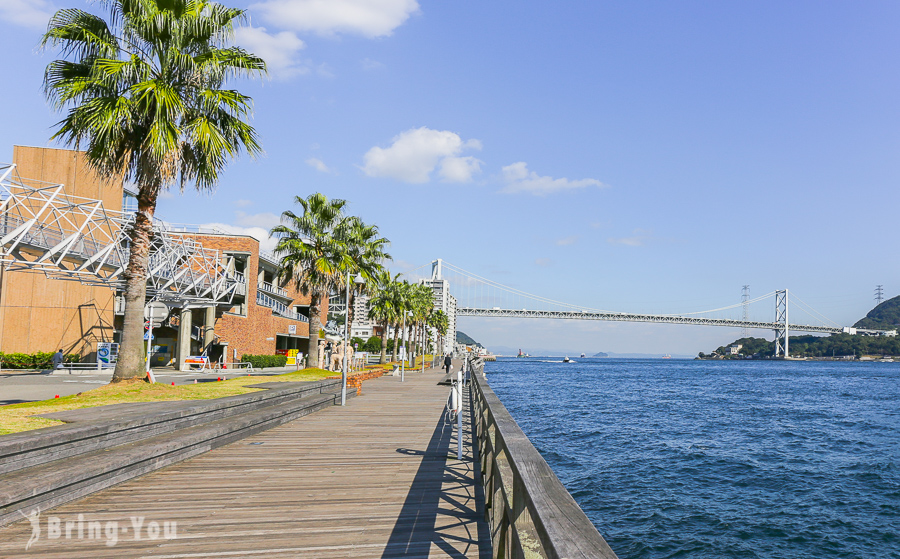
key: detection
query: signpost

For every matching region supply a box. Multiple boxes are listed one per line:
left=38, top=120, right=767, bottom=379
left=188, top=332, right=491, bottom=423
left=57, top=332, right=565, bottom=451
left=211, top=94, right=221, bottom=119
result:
left=144, top=302, right=170, bottom=373
left=97, top=342, right=119, bottom=371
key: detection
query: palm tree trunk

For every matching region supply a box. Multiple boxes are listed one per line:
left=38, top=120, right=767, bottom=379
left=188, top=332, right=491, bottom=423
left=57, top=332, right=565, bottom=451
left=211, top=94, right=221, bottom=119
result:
left=391, top=323, right=400, bottom=362
left=112, top=190, right=157, bottom=382
left=306, top=291, right=322, bottom=368
left=379, top=320, right=388, bottom=364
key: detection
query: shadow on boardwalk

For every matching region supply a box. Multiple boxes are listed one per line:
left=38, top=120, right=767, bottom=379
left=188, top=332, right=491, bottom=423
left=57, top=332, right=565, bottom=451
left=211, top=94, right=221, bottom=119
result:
left=383, top=389, right=491, bottom=558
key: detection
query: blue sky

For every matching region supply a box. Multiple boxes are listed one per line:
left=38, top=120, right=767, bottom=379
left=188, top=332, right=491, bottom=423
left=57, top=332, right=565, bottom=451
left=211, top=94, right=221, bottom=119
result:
left=1, top=0, right=898, bottom=355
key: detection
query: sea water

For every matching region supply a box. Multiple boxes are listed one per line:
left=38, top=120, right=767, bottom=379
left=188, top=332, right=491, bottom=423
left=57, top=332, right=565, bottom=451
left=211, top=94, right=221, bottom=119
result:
left=485, top=357, right=900, bottom=558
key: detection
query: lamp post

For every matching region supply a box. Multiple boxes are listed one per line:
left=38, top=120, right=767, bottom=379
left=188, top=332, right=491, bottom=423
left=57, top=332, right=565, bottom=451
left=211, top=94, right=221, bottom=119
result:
left=400, top=310, right=411, bottom=382
left=341, top=272, right=365, bottom=406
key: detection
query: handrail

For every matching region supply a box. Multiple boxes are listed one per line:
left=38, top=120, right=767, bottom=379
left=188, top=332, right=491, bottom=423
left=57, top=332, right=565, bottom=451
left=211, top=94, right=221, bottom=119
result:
left=255, top=291, right=309, bottom=323
left=258, top=280, right=289, bottom=299
left=470, top=361, right=619, bottom=559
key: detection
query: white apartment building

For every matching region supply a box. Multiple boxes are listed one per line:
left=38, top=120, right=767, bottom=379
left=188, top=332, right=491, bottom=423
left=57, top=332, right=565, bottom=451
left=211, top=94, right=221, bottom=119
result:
left=350, top=293, right=376, bottom=339
left=421, top=259, right=457, bottom=355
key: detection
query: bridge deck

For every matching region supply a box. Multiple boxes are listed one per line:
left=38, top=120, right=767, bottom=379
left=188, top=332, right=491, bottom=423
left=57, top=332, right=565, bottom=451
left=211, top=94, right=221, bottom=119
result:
left=0, top=366, right=491, bottom=558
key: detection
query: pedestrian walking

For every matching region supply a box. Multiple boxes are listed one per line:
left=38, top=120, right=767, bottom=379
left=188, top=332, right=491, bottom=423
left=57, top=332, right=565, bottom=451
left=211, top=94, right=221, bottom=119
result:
left=443, top=354, right=452, bottom=374
left=51, top=349, right=65, bottom=370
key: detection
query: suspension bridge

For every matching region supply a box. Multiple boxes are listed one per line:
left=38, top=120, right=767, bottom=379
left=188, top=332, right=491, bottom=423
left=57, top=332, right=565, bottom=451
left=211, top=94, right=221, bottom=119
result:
left=404, top=260, right=894, bottom=358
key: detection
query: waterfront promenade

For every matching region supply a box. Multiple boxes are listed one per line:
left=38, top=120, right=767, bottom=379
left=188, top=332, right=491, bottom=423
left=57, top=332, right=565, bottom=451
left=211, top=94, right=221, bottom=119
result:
left=0, top=365, right=491, bottom=558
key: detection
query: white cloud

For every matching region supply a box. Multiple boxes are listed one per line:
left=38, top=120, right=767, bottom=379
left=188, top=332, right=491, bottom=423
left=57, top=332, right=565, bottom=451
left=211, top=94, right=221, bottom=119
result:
left=608, top=229, right=652, bottom=247
left=250, top=0, right=420, bottom=38
left=438, top=156, right=482, bottom=183
left=233, top=26, right=306, bottom=79
left=361, top=57, right=385, bottom=71
left=306, top=157, right=332, bottom=173
left=198, top=223, right=279, bottom=253
left=555, top=236, right=578, bottom=246
left=0, top=0, right=54, bottom=29
left=234, top=199, right=253, bottom=207
left=362, top=127, right=482, bottom=183
left=535, top=258, right=553, bottom=267
left=500, top=162, right=606, bottom=196
left=235, top=211, right=281, bottom=229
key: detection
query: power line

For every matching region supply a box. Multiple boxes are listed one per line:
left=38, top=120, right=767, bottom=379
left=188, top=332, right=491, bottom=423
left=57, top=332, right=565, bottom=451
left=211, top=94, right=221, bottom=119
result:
left=875, top=285, right=884, bottom=305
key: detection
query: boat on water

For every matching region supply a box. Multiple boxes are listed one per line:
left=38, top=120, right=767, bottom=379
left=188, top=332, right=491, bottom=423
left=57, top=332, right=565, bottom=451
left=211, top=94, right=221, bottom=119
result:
left=516, top=349, right=530, bottom=358
left=662, top=354, right=671, bottom=359
left=580, top=353, right=586, bottom=358
left=563, top=356, right=571, bottom=363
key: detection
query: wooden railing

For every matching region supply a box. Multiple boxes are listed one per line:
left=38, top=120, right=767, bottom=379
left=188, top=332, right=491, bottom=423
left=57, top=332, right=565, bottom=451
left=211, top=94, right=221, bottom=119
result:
left=471, top=364, right=619, bottom=559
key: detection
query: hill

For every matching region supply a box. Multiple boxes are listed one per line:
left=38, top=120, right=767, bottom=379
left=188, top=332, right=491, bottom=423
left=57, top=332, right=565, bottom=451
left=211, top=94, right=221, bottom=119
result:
left=854, top=295, right=900, bottom=331
left=456, top=331, right=484, bottom=348
left=703, top=297, right=900, bottom=358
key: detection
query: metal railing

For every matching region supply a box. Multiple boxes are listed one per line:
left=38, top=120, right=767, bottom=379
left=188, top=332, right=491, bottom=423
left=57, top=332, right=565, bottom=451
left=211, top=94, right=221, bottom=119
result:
left=470, top=359, right=619, bottom=559
left=256, top=291, right=309, bottom=323
left=257, top=280, right=289, bottom=299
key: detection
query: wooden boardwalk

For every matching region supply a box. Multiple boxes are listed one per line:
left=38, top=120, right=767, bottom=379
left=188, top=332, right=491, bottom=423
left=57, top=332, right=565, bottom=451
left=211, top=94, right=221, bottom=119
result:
left=0, top=366, right=491, bottom=558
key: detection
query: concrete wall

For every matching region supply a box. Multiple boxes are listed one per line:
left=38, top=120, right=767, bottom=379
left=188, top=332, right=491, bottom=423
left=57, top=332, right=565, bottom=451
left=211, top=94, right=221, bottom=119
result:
left=0, top=146, right=121, bottom=358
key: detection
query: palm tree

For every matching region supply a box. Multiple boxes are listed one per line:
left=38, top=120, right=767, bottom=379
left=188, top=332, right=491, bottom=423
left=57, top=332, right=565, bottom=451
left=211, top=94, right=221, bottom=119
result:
left=367, top=271, right=399, bottom=364
left=410, top=283, right=433, bottom=359
left=42, top=0, right=265, bottom=381
left=429, top=309, right=449, bottom=355
left=271, top=193, right=348, bottom=369
left=338, top=217, right=390, bottom=336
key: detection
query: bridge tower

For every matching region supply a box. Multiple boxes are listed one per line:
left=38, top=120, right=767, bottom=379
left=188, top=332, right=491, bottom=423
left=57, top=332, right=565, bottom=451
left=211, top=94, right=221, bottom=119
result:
left=774, top=290, right=789, bottom=358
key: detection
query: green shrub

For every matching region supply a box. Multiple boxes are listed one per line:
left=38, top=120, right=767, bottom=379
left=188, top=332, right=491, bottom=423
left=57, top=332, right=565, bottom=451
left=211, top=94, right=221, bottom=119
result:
left=240, top=354, right=288, bottom=369
left=0, top=352, right=80, bottom=369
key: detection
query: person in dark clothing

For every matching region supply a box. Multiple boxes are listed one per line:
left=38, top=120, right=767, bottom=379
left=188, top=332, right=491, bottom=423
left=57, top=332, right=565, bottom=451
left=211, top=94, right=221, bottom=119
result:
left=443, top=354, right=452, bottom=374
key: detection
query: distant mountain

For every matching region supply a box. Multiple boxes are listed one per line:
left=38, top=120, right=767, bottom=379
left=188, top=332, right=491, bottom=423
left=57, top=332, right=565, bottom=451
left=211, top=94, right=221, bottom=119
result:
left=488, top=345, right=612, bottom=357
left=456, top=330, right=484, bottom=348
left=854, top=295, right=900, bottom=331
left=593, top=351, right=608, bottom=357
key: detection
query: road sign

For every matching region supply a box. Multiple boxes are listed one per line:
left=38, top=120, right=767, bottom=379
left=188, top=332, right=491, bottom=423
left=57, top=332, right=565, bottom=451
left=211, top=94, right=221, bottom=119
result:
left=288, top=324, right=297, bottom=334
left=144, top=301, right=170, bottom=321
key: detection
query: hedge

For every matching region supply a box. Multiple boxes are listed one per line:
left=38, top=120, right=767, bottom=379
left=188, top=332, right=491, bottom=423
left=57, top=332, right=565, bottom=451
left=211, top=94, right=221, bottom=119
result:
left=0, top=352, right=80, bottom=370
left=240, top=354, right=288, bottom=369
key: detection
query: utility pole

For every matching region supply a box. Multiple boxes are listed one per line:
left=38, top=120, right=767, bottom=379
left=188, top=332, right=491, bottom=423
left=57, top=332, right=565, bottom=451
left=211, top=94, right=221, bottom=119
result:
left=875, top=285, right=884, bottom=306
left=741, top=285, right=750, bottom=338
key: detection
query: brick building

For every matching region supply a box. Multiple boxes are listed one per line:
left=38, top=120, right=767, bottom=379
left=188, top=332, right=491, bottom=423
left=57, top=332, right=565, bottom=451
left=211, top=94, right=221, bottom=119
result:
left=0, top=146, right=318, bottom=368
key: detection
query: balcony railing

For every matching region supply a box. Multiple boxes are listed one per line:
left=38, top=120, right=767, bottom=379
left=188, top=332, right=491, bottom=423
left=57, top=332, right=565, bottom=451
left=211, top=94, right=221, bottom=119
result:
left=257, top=280, right=289, bottom=299
left=256, top=291, right=308, bottom=323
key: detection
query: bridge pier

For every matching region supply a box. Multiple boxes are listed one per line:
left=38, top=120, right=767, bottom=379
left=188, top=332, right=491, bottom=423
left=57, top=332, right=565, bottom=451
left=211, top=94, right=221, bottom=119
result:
left=774, top=290, right=788, bottom=358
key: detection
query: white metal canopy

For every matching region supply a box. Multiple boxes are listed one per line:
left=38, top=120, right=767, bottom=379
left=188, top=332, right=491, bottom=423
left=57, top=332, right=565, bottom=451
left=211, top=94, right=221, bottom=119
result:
left=0, top=163, right=239, bottom=306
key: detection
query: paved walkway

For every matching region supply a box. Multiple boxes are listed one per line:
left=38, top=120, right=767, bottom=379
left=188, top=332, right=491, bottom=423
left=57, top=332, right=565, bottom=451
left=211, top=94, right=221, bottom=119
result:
left=0, top=366, right=491, bottom=558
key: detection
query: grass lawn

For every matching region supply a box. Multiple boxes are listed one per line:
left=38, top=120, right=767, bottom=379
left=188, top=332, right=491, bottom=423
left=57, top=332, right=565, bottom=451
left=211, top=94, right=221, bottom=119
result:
left=0, top=368, right=335, bottom=436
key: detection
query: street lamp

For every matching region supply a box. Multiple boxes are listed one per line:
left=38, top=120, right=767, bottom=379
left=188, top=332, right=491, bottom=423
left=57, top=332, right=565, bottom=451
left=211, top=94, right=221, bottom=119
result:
left=400, top=310, right=412, bottom=382
left=341, top=272, right=365, bottom=406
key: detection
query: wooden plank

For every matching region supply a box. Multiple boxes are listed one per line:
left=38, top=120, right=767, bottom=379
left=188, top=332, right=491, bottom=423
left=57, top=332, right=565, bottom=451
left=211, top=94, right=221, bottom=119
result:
left=0, top=368, right=491, bottom=558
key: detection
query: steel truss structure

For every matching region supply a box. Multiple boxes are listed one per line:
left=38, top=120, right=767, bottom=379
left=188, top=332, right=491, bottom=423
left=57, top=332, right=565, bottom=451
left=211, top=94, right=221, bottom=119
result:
left=0, top=163, right=238, bottom=306
left=455, top=307, right=859, bottom=334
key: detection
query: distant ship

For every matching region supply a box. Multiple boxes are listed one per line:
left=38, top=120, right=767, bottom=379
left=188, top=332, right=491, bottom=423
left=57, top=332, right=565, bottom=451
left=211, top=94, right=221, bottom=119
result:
left=563, top=356, right=571, bottom=363
left=580, top=353, right=586, bottom=358
left=516, top=349, right=530, bottom=358
left=662, top=354, right=671, bottom=359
